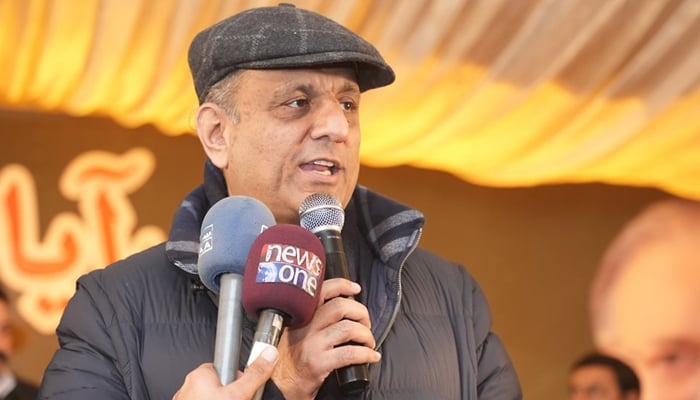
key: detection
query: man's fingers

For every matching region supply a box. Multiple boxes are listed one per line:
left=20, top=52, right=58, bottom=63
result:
left=320, top=278, right=361, bottom=303
left=312, top=295, right=372, bottom=333
left=172, top=363, right=219, bottom=400
left=224, top=346, right=279, bottom=397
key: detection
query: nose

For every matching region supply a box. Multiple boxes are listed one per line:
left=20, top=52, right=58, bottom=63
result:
left=309, top=100, right=350, bottom=142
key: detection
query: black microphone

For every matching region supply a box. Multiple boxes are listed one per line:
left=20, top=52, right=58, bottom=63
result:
left=298, top=193, right=370, bottom=396
left=197, top=196, right=276, bottom=385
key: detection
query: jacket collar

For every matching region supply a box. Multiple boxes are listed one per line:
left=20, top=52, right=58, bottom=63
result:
left=165, top=162, right=425, bottom=278
left=345, top=185, right=424, bottom=269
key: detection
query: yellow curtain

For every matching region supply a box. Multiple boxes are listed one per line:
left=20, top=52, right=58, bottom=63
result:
left=1, top=0, right=699, bottom=199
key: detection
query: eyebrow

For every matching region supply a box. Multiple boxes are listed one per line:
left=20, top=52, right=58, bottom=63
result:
left=272, top=81, right=360, bottom=98
left=651, top=338, right=700, bottom=350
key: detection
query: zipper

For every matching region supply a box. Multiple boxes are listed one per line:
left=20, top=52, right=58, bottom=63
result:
left=374, top=226, right=423, bottom=350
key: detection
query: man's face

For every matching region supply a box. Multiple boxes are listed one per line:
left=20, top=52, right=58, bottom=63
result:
left=595, top=237, right=700, bottom=400
left=215, top=67, right=362, bottom=224
left=568, top=365, right=626, bottom=400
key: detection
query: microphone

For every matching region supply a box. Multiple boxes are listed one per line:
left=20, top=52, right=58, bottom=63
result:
left=242, top=224, right=326, bottom=400
left=197, top=196, right=276, bottom=385
left=298, top=193, right=370, bottom=395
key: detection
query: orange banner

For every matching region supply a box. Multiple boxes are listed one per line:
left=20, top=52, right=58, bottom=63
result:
left=0, top=148, right=165, bottom=334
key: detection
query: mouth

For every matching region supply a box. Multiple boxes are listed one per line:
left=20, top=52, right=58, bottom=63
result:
left=301, top=159, right=340, bottom=176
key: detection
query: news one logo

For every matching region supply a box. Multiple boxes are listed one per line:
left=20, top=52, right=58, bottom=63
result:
left=256, top=243, right=323, bottom=297
left=199, top=224, right=214, bottom=256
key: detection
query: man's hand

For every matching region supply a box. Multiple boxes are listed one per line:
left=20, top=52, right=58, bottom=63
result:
left=172, top=346, right=279, bottom=400
left=271, top=278, right=382, bottom=400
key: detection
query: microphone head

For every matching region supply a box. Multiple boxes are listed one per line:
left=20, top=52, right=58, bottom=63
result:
left=242, top=224, right=326, bottom=328
left=197, top=196, right=276, bottom=293
left=298, top=193, right=345, bottom=234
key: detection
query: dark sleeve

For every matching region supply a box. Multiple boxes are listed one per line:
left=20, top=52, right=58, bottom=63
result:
left=262, top=380, right=286, bottom=400
left=38, top=273, right=130, bottom=400
left=470, top=276, right=523, bottom=399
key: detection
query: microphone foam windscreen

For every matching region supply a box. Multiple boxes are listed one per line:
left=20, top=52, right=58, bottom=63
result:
left=198, top=196, right=276, bottom=293
left=242, top=224, right=326, bottom=328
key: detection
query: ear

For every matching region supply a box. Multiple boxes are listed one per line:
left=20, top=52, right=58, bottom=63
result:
left=196, top=103, right=229, bottom=169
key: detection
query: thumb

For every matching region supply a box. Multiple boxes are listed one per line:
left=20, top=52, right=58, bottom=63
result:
left=226, top=346, right=278, bottom=395
left=248, top=345, right=279, bottom=375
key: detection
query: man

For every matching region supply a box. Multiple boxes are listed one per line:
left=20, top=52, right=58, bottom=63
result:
left=568, top=352, right=640, bottom=400
left=0, top=288, right=39, bottom=400
left=39, top=4, right=521, bottom=399
left=590, top=198, right=700, bottom=400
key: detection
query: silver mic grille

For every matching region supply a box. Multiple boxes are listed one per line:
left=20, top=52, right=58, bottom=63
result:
left=298, top=193, right=345, bottom=233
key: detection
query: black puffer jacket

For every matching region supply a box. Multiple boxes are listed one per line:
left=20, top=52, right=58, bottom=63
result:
left=38, top=186, right=521, bottom=399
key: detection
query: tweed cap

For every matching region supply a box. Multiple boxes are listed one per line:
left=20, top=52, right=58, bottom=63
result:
left=187, top=3, right=395, bottom=103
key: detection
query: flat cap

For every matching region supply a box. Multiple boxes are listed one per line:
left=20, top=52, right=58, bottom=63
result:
left=187, top=3, right=395, bottom=103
